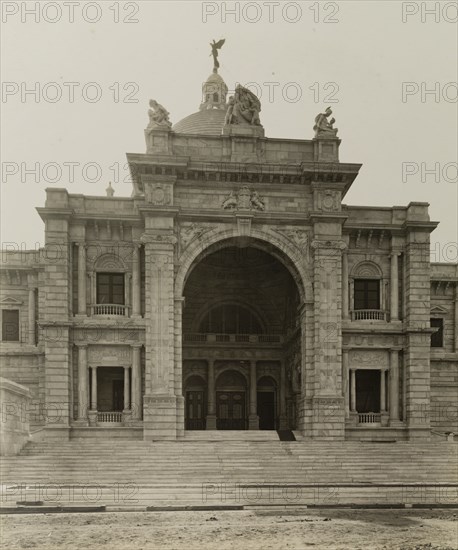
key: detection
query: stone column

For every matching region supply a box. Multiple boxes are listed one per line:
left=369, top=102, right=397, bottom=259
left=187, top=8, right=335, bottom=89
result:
left=455, top=287, right=458, bottom=352
left=77, top=345, right=88, bottom=422
left=342, top=252, right=349, bottom=320
left=124, top=366, right=131, bottom=410
left=278, top=360, right=288, bottom=430
left=90, top=366, right=97, bottom=410
left=380, top=369, right=386, bottom=412
left=28, top=287, right=36, bottom=345
left=206, top=359, right=217, bottom=429
left=131, top=244, right=141, bottom=317
left=131, top=345, right=142, bottom=420
left=248, top=360, right=259, bottom=430
left=77, top=242, right=87, bottom=316
left=350, top=369, right=356, bottom=412
left=87, top=365, right=98, bottom=426
left=389, top=349, right=401, bottom=425
left=174, top=297, right=185, bottom=437
left=390, top=252, right=400, bottom=321
left=342, top=350, right=349, bottom=417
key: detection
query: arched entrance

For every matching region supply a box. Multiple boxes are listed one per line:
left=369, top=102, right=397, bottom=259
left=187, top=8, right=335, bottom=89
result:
left=181, top=237, right=303, bottom=431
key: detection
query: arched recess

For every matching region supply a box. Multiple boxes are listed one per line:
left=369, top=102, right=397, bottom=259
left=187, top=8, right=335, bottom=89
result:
left=175, top=229, right=308, bottom=302
left=174, top=228, right=309, bottom=433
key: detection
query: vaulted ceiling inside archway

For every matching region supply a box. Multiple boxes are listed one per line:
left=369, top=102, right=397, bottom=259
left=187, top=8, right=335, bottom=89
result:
left=183, top=246, right=300, bottom=335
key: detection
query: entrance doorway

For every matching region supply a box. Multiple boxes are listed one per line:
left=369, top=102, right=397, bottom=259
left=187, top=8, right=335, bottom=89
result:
left=258, top=392, right=275, bottom=429
left=185, top=375, right=206, bottom=430
left=257, top=375, right=277, bottom=430
left=216, top=370, right=247, bottom=430
left=216, top=391, right=246, bottom=429
left=97, top=367, right=124, bottom=411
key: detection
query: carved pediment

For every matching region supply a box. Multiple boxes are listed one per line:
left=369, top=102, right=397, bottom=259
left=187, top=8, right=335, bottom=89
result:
left=0, top=296, right=23, bottom=305
left=430, top=305, right=448, bottom=314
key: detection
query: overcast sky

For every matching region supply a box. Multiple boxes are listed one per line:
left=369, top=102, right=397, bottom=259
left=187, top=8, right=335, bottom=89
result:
left=1, top=1, right=457, bottom=262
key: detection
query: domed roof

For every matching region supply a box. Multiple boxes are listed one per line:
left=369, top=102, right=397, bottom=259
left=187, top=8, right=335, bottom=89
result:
left=172, top=108, right=226, bottom=136
left=202, top=71, right=228, bottom=89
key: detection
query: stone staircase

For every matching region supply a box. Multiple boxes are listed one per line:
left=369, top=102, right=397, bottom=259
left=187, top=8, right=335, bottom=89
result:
left=1, top=437, right=457, bottom=510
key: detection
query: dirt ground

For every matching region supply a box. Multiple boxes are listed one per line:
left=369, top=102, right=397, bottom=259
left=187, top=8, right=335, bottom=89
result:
left=0, top=508, right=457, bottom=550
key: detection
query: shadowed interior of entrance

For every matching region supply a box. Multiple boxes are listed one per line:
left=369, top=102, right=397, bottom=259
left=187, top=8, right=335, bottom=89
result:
left=182, top=241, right=301, bottom=430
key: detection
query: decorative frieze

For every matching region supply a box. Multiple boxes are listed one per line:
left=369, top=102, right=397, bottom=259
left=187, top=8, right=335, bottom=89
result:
left=349, top=349, right=389, bottom=368
left=88, top=345, right=131, bottom=365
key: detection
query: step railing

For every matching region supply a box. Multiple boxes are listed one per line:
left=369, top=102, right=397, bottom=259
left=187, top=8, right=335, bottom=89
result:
left=97, top=411, right=123, bottom=423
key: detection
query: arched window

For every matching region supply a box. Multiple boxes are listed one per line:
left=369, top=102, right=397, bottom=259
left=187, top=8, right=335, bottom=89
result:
left=199, top=304, right=263, bottom=334
left=93, top=253, right=126, bottom=308
left=350, top=261, right=385, bottom=320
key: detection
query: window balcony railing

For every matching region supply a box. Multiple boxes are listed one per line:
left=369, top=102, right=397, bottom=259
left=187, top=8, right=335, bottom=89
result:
left=358, top=412, right=381, bottom=424
left=97, top=411, right=123, bottom=423
left=183, top=333, right=284, bottom=344
left=91, top=304, right=129, bottom=316
left=351, top=309, right=386, bottom=322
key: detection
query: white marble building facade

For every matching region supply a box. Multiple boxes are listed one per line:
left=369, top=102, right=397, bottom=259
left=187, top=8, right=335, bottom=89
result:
left=1, top=70, right=457, bottom=442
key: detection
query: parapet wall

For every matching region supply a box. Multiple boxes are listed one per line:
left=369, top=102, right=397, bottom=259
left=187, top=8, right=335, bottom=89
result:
left=0, top=377, right=31, bottom=455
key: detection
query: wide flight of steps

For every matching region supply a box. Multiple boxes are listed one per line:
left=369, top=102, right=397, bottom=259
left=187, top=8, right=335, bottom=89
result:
left=1, top=436, right=457, bottom=510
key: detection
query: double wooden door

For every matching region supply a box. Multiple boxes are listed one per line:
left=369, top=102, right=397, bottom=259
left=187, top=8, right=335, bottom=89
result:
left=185, top=390, right=206, bottom=430
left=216, top=391, right=246, bottom=430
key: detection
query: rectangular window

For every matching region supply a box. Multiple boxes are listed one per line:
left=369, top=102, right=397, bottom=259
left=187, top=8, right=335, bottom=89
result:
left=354, top=279, right=380, bottom=310
left=96, top=273, right=125, bottom=305
left=2, top=309, right=19, bottom=341
left=430, top=318, right=444, bottom=348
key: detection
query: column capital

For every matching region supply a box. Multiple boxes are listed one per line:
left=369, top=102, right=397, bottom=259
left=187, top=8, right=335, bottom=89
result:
left=75, top=343, right=88, bottom=349
left=390, top=250, right=402, bottom=258
left=131, top=343, right=143, bottom=349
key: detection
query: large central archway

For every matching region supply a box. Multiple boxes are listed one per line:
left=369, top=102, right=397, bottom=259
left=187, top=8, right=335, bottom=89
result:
left=180, top=236, right=304, bottom=431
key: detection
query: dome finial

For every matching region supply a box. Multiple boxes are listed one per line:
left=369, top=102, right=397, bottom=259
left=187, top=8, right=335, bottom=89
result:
left=210, top=38, right=225, bottom=72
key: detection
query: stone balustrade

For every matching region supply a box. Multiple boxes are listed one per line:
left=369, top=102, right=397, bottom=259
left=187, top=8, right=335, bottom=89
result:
left=358, top=412, right=382, bottom=424
left=97, top=411, right=123, bottom=423
left=91, top=304, right=130, bottom=316
left=351, top=309, right=387, bottom=321
left=184, top=333, right=284, bottom=344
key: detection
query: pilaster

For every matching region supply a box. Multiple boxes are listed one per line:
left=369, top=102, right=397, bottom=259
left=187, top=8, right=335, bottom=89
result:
left=142, top=224, right=178, bottom=440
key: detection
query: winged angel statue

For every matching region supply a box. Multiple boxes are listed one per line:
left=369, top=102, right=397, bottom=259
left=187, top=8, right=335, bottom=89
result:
left=210, top=38, right=225, bottom=70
